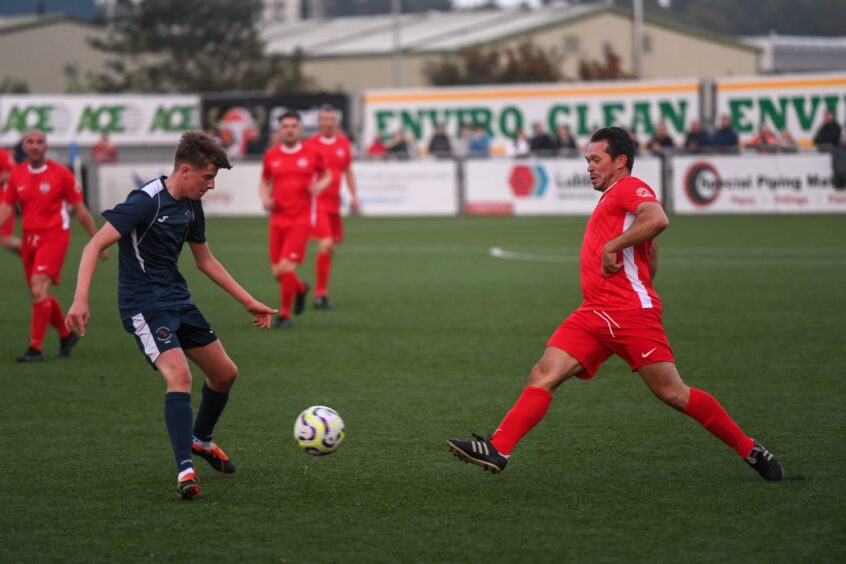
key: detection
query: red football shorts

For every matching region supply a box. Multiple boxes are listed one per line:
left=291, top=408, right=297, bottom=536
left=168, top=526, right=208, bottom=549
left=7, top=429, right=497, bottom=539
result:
left=547, top=308, right=674, bottom=379
left=0, top=214, right=13, bottom=237
left=269, top=218, right=310, bottom=265
left=21, top=230, right=71, bottom=284
left=311, top=211, right=343, bottom=243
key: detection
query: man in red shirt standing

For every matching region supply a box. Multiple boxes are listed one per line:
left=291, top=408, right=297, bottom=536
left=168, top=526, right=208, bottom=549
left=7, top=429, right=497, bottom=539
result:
left=0, top=130, right=106, bottom=362
left=259, top=111, right=331, bottom=328
left=448, top=127, right=783, bottom=481
left=0, top=146, right=19, bottom=254
left=305, top=105, right=359, bottom=309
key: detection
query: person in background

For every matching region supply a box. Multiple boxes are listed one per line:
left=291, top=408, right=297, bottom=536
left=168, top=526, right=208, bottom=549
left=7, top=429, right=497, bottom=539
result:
left=388, top=130, right=411, bottom=160
left=711, top=115, right=740, bottom=153
left=648, top=122, right=675, bottom=155
left=91, top=132, right=119, bottom=164
left=627, top=127, right=641, bottom=156
left=529, top=122, right=556, bottom=156
left=467, top=125, right=491, bottom=158
left=427, top=124, right=453, bottom=158
left=747, top=123, right=778, bottom=153
left=813, top=110, right=842, bottom=150
left=556, top=125, right=578, bottom=155
left=683, top=120, right=710, bottom=154
left=453, top=123, right=472, bottom=159
left=777, top=129, right=798, bottom=153
left=506, top=130, right=531, bottom=158
left=0, top=146, right=19, bottom=254
left=366, top=133, right=388, bottom=158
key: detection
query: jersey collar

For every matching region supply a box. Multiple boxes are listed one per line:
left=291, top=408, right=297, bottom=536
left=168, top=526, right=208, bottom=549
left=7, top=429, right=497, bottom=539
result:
left=27, top=163, right=48, bottom=174
left=279, top=143, right=302, bottom=154
left=318, top=136, right=337, bottom=144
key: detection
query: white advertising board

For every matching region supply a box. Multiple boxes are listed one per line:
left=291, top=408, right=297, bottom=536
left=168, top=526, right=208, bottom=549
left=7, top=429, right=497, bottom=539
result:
left=0, top=95, right=200, bottom=146
left=97, top=160, right=459, bottom=217
left=671, top=154, right=846, bottom=214
left=715, top=73, right=846, bottom=147
left=464, top=157, right=663, bottom=216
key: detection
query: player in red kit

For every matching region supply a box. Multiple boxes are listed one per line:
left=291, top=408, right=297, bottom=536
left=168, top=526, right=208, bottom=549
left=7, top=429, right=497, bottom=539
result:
left=259, top=111, right=331, bottom=328
left=448, top=127, right=783, bottom=481
left=0, top=146, right=19, bottom=254
left=305, top=105, right=359, bottom=309
left=0, top=130, right=106, bottom=362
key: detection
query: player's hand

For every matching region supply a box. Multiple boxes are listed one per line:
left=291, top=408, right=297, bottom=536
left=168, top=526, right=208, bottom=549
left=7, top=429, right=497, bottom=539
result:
left=65, top=300, right=90, bottom=336
left=98, top=248, right=110, bottom=261
left=1, top=235, right=21, bottom=256
left=350, top=196, right=361, bottom=214
left=309, top=183, right=323, bottom=195
left=601, top=244, right=623, bottom=277
left=245, top=299, right=277, bottom=329
left=262, top=199, right=277, bottom=212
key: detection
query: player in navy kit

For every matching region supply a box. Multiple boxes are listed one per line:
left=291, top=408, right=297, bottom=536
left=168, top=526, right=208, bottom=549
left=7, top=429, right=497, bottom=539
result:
left=66, top=132, right=276, bottom=499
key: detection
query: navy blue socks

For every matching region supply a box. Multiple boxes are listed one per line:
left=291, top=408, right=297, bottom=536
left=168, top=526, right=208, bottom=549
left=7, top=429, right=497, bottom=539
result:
left=164, top=392, right=194, bottom=473
left=193, top=382, right=230, bottom=444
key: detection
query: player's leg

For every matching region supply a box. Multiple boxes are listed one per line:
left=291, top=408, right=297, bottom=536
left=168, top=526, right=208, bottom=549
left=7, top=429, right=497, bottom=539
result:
left=185, top=339, right=238, bottom=474
left=272, top=224, right=310, bottom=327
left=448, top=346, right=586, bottom=473
left=19, top=273, right=53, bottom=362
left=639, top=361, right=783, bottom=480
left=314, top=236, right=334, bottom=309
left=154, top=347, right=201, bottom=498
left=41, top=233, right=77, bottom=357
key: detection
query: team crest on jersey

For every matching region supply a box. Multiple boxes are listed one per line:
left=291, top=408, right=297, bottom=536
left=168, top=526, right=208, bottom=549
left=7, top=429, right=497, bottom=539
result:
left=336, top=149, right=345, bottom=158
left=297, top=158, right=308, bottom=168
left=185, top=208, right=194, bottom=223
left=636, top=187, right=652, bottom=198
left=155, top=326, right=173, bottom=343
left=39, top=183, right=50, bottom=193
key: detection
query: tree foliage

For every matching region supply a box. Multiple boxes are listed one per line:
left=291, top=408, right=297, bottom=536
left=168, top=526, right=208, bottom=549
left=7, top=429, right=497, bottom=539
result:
left=88, top=0, right=313, bottom=93
left=424, top=40, right=564, bottom=86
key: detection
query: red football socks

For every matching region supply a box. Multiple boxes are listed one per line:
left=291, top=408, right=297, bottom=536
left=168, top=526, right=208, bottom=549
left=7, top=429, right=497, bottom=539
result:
left=315, top=252, right=332, bottom=297
left=29, top=299, right=52, bottom=350
left=684, top=387, right=755, bottom=458
left=49, top=297, right=71, bottom=338
left=490, top=386, right=553, bottom=455
left=279, top=272, right=297, bottom=318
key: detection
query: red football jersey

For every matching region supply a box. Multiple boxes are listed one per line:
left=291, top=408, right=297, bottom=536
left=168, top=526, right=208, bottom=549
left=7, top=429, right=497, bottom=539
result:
left=0, top=148, right=14, bottom=178
left=305, top=135, right=352, bottom=214
left=578, top=176, right=662, bottom=312
left=262, top=143, right=326, bottom=220
left=4, top=160, right=82, bottom=233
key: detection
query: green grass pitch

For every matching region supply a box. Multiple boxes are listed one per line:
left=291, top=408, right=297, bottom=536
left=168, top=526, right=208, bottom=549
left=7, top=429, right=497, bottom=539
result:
left=1, top=215, right=845, bottom=563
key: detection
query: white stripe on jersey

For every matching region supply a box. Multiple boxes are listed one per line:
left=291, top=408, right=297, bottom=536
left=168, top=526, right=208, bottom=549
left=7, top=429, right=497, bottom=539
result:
left=131, top=228, right=146, bottom=272
left=61, top=203, right=70, bottom=231
left=141, top=178, right=165, bottom=198
left=622, top=212, right=653, bottom=309
left=131, top=313, right=160, bottom=363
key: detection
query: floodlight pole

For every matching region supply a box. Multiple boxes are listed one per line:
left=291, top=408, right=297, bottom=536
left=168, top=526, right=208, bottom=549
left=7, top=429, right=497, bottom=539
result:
left=632, top=0, right=644, bottom=79
left=392, top=0, right=403, bottom=87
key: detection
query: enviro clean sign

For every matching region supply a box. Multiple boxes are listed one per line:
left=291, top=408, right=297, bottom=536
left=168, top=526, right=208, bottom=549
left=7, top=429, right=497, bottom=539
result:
left=715, top=72, right=846, bottom=147
left=0, top=95, right=200, bottom=146
left=363, top=79, right=699, bottom=154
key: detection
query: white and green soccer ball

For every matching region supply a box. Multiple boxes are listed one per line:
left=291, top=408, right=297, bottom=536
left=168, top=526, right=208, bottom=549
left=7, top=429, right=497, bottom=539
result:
left=294, top=406, right=345, bottom=456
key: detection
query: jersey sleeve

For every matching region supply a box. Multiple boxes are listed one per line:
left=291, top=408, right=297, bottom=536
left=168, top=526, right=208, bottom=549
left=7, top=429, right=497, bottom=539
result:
left=342, top=139, right=353, bottom=170
left=3, top=168, right=20, bottom=205
left=101, top=190, right=159, bottom=236
left=186, top=200, right=206, bottom=244
left=60, top=165, right=83, bottom=205
left=261, top=151, right=272, bottom=181
left=617, top=180, right=659, bottom=215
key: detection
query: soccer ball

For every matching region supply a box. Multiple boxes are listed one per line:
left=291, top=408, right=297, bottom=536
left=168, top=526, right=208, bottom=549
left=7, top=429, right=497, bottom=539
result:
left=293, top=406, right=345, bottom=456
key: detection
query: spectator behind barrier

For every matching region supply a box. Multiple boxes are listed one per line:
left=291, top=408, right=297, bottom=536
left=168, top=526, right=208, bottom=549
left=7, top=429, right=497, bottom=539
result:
left=467, top=125, right=491, bottom=158
left=387, top=130, right=411, bottom=160
left=813, top=110, right=842, bottom=151
left=366, top=133, right=388, bottom=158
left=91, top=132, right=119, bottom=164
left=711, top=114, right=740, bottom=153
left=453, top=123, right=471, bottom=159
left=555, top=125, right=578, bottom=155
left=528, top=122, right=556, bottom=157
left=649, top=122, right=675, bottom=155
left=778, top=129, right=798, bottom=153
left=683, top=120, right=710, bottom=154
left=427, top=124, right=453, bottom=158
left=747, top=123, right=778, bottom=153
left=507, top=130, right=530, bottom=158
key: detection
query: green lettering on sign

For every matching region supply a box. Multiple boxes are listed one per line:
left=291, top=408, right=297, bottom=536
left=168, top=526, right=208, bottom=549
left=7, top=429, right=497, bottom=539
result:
left=547, top=104, right=570, bottom=134
left=499, top=106, right=523, bottom=138
left=602, top=102, right=625, bottom=128
left=375, top=110, right=394, bottom=139
left=758, top=98, right=787, bottom=130
left=729, top=99, right=754, bottom=133
left=3, top=105, right=53, bottom=133
left=657, top=100, right=687, bottom=133
left=399, top=110, right=423, bottom=140
left=149, top=105, right=196, bottom=133
left=630, top=101, right=653, bottom=135
left=77, top=105, right=126, bottom=134
left=575, top=104, right=590, bottom=136
left=790, top=96, right=821, bottom=131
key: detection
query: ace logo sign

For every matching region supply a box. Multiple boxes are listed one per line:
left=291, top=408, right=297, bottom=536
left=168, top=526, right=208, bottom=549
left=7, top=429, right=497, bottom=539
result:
left=0, top=95, right=200, bottom=146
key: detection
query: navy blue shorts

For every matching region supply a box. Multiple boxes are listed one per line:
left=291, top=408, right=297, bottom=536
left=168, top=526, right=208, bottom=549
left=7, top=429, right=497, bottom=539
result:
left=122, top=304, right=218, bottom=369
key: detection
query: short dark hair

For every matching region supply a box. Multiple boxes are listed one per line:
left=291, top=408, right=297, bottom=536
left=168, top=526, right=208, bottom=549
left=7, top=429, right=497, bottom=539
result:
left=590, top=127, right=635, bottom=172
left=279, top=110, right=301, bottom=123
left=174, top=131, right=232, bottom=170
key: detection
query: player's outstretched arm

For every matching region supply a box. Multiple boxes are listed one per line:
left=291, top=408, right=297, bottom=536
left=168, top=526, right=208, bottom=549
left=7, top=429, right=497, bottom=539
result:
left=189, top=242, right=277, bottom=329
left=71, top=201, right=110, bottom=260
left=309, top=170, right=333, bottom=195
left=602, top=202, right=669, bottom=277
left=345, top=167, right=360, bottom=212
left=66, top=223, right=122, bottom=335
left=259, top=178, right=276, bottom=211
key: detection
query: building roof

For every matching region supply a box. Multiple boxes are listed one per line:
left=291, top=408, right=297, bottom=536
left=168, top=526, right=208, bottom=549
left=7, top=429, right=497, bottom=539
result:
left=262, top=2, right=607, bottom=57
left=743, top=34, right=846, bottom=73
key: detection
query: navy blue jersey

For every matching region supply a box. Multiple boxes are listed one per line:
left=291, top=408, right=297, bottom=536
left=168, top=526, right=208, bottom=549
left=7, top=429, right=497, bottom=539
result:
left=102, top=177, right=206, bottom=319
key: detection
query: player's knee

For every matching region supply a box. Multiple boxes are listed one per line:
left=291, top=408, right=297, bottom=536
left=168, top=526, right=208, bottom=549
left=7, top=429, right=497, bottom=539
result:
left=166, top=370, right=192, bottom=392
left=527, top=362, right=557, bottom=392
left=654, top=384, right=689, bottom=410
left=319, top=240, right=334, bottom=254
